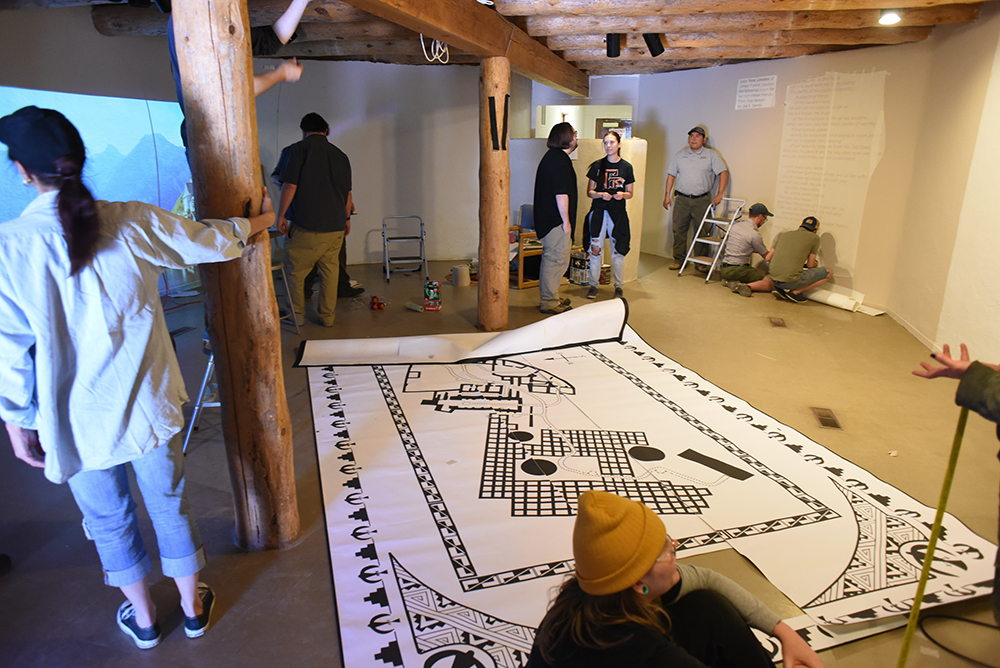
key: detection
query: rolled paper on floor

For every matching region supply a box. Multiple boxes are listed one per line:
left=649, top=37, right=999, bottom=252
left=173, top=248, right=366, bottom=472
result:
left=452, top=265, right=471, bottom=287
left=405, top=301, right=425, bottom=312
left=804, top=287, right=859, bottom=312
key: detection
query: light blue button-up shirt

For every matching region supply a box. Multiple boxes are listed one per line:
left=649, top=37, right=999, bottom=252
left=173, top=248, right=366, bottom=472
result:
left=0, top=191, right=250, bottom=483
left=666, top=146, right=727, bottom=197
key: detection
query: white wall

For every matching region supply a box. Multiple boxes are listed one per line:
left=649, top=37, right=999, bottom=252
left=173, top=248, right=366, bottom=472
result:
left=254, top=60, right=481, bottom=266
left=0, top=7, right=176, bottom=102
left=936, top=28, right=1000, bottom=357
left=631, top=6, right=1000, bottom=356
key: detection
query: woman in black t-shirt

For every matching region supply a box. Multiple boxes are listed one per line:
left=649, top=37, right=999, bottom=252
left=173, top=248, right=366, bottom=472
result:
left=584, top=130, right=635, bottom=299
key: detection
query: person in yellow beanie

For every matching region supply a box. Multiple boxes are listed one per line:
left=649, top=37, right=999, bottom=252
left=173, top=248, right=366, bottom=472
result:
left=526, top=490, right=825, bottom=667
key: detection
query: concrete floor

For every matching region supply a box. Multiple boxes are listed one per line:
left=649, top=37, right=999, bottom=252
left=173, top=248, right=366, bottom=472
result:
left=0, top=255, right=997, bottom=667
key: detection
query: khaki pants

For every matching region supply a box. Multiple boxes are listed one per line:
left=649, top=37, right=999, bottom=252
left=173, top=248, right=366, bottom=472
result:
left=285, top=225, right=344, bottom=327
left=539, top=226, right=570, bottom=310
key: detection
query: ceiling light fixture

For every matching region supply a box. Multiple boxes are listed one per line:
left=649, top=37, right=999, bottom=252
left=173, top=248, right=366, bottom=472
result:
left=879, top=9, right=901, bottom=25
left=606, top=34, right=622, bottom=58
left=643, top=33, right=665, bottom=58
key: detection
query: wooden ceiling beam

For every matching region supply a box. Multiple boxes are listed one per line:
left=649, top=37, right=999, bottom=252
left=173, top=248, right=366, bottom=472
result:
left=524, top=6, right=981, bottom=37
left=91, top=0, right=372, bottom=37
left=496, top=0, right=986, bottom=16
left=582, top=59, right=752, bottom=76
left=339, top=0, right=588, bottom=96
left=547, top=27, right=932, bottom=51
left=564, top=44, right=852, bottom=63
left=310, top=54, right=481, bottom=65
left=270, top=37, right=465, bottom=58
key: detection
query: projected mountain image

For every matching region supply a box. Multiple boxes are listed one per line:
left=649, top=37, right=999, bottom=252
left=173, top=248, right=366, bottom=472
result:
left=87, top=134, right=190, bottom=210
left=0, top=86, right=190, bottom=221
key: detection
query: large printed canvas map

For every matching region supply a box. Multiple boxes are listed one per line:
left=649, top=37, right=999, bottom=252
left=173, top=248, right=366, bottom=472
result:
left=301, top=301, right=994, bottom=667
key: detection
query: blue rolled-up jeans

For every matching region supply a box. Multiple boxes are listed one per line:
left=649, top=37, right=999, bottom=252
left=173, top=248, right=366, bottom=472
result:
left=67, top=434, right=206, bottom=587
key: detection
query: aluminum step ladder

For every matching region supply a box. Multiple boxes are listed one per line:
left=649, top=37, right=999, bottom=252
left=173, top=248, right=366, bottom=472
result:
left=382, top=215, right=428, bottom=281
left=678, top=198, right=746, bottom=282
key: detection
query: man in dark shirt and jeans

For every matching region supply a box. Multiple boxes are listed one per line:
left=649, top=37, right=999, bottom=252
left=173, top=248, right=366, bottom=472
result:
left=276, top=113, right=353, bottom=327
left=533, top=123, right=578, bottom=314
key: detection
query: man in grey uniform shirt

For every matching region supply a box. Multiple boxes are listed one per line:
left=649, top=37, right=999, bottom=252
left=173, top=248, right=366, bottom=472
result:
left=719, top=202, right=776, bottom=297
left=662, top=126, right=729, bottom=270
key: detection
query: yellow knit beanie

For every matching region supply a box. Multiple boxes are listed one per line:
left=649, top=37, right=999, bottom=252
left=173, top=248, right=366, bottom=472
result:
left=573, top=490, right=666, bottom=595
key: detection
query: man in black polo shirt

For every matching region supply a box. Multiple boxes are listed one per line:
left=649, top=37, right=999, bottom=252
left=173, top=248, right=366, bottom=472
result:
left=276, top=113, right=353, bottom=327
left=533, top=122, right=578, bottom=314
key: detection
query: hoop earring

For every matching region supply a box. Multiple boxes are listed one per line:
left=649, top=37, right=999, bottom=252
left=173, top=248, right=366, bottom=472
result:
left=641, top=585, right=649, bottom=595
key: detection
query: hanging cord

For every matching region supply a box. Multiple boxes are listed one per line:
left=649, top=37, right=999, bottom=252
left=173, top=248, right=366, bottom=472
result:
left=917, top=614, right=999, bottom=668
left=419, top=34, right=449, bottom=64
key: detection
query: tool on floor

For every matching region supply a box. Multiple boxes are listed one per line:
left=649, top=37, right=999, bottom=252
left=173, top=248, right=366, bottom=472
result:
left=895, top=406, right=970, bottom=668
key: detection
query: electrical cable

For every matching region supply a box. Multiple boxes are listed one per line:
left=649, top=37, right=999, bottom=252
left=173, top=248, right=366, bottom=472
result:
left=419, top=34, right=449, bottom=64
left=917, top=614, right=999, bottom=668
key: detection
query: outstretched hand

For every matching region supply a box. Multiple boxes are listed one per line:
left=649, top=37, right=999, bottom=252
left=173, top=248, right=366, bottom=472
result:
left=278, top=58, right=303, bottom=83
left=260, top=187, right=273, bottom=216
left=773, top=622, right=825, bottom=668
left=912, top=343, right=972, bottom=380
left=6, top=423, right=44, bottom=469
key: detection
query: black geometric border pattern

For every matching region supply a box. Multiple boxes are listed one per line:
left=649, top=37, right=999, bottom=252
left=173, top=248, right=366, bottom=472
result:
left=610, top=340, right=991, bottom=612
left=372, top=344, right=843, bottom=594
left=319, top=368, right=403, bottom=666
left=373, top=365, right=576, bottom=593
left=393, top=553, right=535, bottom=668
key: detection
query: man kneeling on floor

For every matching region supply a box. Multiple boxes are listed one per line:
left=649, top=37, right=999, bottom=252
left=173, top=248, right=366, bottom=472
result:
left=720, top=202, right=775, bottom=298
left=768, top=216, right=832, bottom=303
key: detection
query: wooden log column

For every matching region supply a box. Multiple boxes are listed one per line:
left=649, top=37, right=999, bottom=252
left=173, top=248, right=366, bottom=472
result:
left=173, top=0, right=300, bottom=550
left=478, top=56, right=511, bottom=332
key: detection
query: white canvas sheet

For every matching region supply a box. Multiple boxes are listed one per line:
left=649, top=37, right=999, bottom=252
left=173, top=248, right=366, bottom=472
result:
left=304, top=303, right=994, bottom=667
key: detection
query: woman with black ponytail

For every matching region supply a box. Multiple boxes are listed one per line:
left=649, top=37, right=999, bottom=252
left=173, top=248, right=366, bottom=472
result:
left=0, top=106, right=275, bottom=649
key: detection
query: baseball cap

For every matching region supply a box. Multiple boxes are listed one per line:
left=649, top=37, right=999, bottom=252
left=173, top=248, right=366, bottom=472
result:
left=801, top=216, right=819, bottom=231
left=749, top=203, right=774, bottom=217
left=0, top=106, right=85, bottom=174
left=687, top=126, right=707, bottom=137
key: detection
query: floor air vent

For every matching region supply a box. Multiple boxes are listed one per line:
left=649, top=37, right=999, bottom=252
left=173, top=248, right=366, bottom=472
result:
left=810, top=407, right=843, bottom=430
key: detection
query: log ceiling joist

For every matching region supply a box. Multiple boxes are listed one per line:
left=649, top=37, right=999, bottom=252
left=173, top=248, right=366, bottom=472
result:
left=338, top=0, right=588, bottom=96
left=524, top=6, right=981, bottom=37
left=3, top=0, right=997, bottom=81
left=494, top=0, right=986, bottom=15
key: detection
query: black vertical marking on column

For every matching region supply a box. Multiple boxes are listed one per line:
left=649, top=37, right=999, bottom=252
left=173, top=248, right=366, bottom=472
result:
left=501, top=94, right=510, bottom=150
left=489, top=96, right=500, bottom=151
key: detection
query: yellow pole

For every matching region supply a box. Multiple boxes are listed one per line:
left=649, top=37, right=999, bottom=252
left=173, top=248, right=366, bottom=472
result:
left=896, top=406, right=970, bottom=668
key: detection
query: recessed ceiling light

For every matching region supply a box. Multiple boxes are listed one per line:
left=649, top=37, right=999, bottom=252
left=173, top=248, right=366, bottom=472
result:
left=879, top=9, right=901, bottom=25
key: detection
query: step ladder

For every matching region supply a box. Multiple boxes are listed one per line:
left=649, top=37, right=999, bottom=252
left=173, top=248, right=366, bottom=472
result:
left=382, top=215, right=428, bottom=281
left=678, top=197, right=746, bottom=282
left=182, top=352, right=219, bottom=454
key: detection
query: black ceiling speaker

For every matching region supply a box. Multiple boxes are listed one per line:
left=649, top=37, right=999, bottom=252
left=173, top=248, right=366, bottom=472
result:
left=643, top=33, right=665, bottom=57
left=606, top=34, right=622, bottom=58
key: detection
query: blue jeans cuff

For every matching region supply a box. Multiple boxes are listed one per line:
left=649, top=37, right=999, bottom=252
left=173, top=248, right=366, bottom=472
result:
left=161, top=545, right=207, bottom=579
left=104, top=553, right=152, bottom=587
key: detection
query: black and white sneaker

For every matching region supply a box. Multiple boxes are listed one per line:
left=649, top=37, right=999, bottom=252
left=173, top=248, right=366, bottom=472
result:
left=117, top=601, right=161, bottom=649
left=586, top=286, right=599, bottom=299
left=613, top=287, right=624, bottom=299
left=786, top=290, right=808, bottom=303
left=771, top=287, right=790, bottom=301
left=184, top=583, right=216, bottom=638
